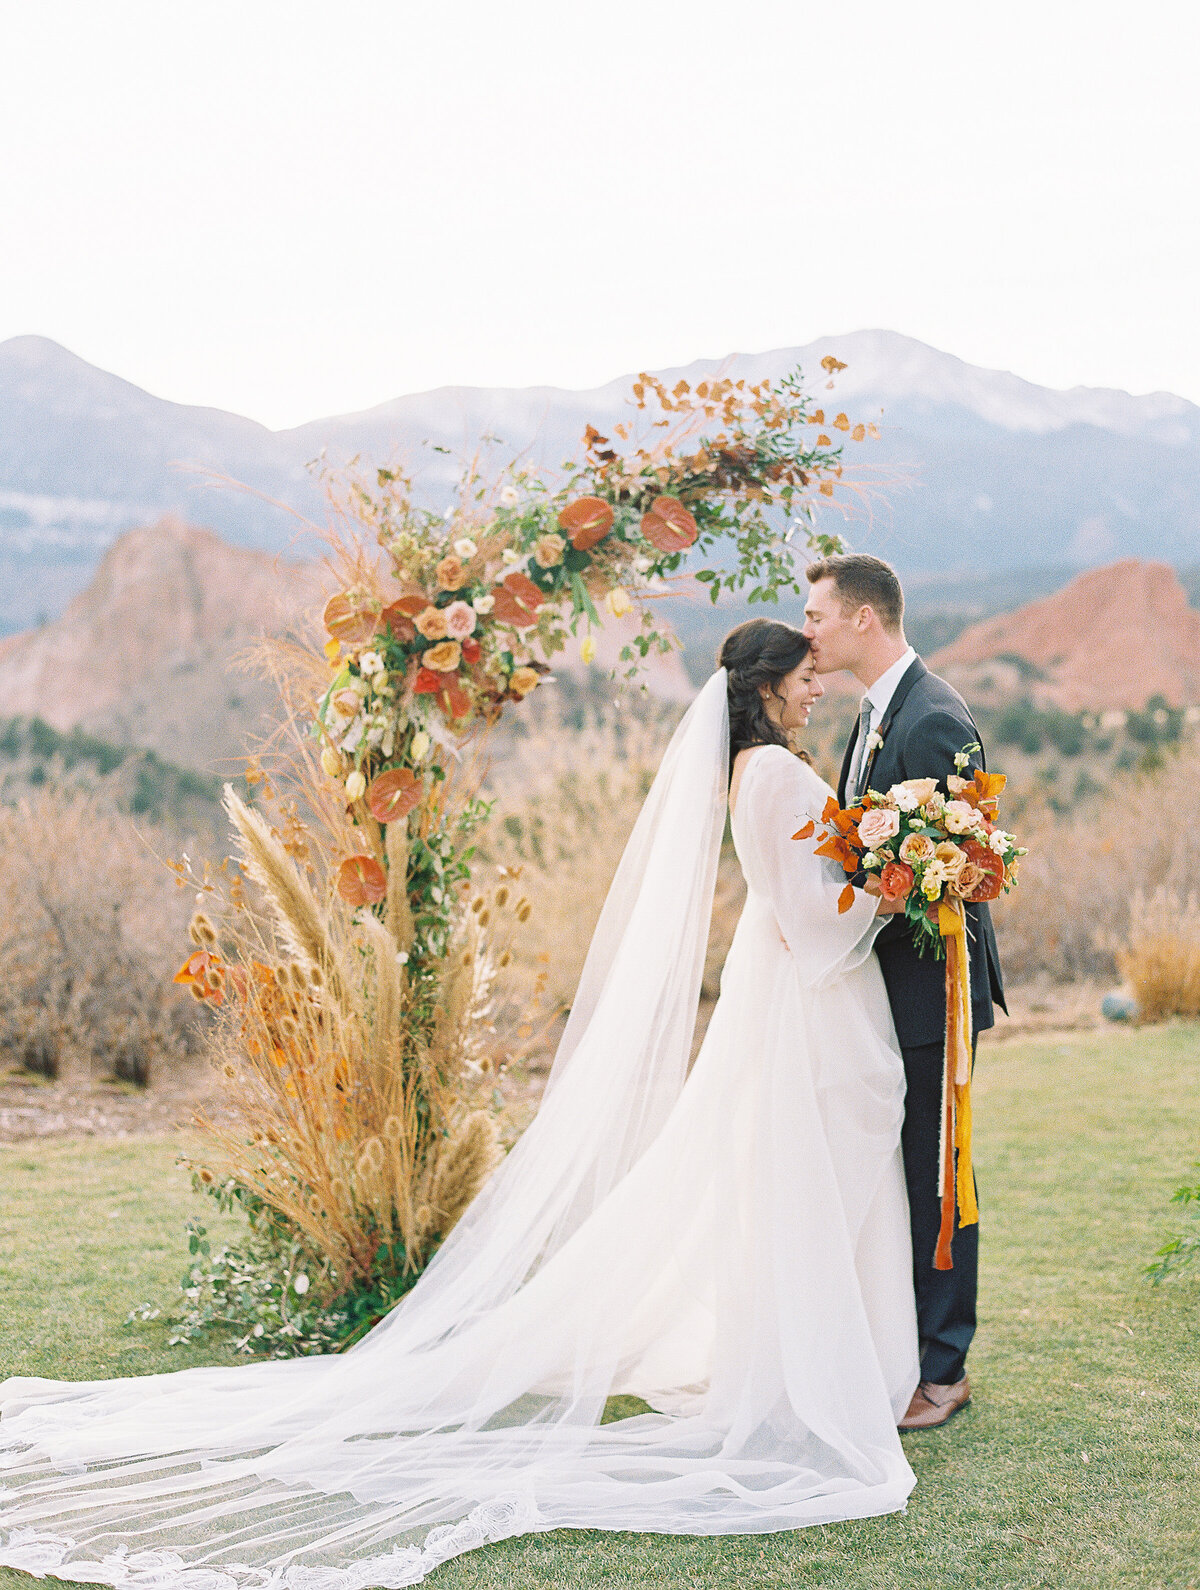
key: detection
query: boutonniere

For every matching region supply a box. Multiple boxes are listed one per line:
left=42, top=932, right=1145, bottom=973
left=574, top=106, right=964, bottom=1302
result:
left=866, top=729, right=885, bottom=752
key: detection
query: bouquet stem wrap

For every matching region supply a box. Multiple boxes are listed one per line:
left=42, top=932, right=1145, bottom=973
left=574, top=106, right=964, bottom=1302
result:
left=934, top=897, right=979, bottom=1270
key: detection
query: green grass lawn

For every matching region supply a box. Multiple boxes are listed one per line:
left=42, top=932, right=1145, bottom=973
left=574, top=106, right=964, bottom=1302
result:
left=2, top=1025, right=1199, bottom=1589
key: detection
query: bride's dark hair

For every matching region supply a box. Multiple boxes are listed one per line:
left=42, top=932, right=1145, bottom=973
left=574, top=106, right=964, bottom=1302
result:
left=718, top=619, right=813, bottom=765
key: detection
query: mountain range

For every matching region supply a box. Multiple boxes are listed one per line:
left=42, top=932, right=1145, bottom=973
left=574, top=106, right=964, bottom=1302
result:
left=3, top=329, right=1199, bottom=632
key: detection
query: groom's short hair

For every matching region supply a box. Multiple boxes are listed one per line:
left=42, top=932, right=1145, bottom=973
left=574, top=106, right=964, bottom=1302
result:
left=805, top=553, right=904, bottom=634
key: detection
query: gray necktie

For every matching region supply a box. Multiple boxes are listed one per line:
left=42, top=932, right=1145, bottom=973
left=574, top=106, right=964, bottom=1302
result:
left=848, top=696, right=873, bottom=802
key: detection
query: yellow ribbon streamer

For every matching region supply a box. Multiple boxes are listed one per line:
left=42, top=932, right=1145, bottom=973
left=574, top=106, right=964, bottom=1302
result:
left=934, top=898, right=978, bottom=1269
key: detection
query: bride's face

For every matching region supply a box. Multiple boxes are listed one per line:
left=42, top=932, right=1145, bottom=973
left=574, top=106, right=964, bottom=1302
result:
left=759, top=656, right=824, bottom=732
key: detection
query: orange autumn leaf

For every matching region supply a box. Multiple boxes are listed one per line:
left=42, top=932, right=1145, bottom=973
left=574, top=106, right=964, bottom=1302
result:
left=641, top=495, right=699, bottom=554
left=816, top=433, right=831, bottom=446
left=821, top=356, right=848, bottom=375
left=367, top=767, right=424, bottom=823
left=819, top=482, right=835, bottom=497
left=490, top=571, right=545, bottom=628
left=832, top=413, right=850, bottom=432
left=337, top=855, right=388, bottom=906
left=837, top=883, right=856, bottom=914
left=558, top=496, right=614, bottom=550
left=851, top=423, right=866, bottom=442
left=792, top=819, right=816, bottom=840
left=810, top=409, right=825, bottom=425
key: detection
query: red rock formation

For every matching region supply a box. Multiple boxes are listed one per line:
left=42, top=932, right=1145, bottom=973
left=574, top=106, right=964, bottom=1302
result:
left=930, top=559, right=1200, bottom=710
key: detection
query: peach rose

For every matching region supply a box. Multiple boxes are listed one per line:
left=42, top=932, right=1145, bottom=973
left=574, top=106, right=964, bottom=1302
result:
left=933, top=840, right=968, bottom=877
left=857, top=807, right=901, bottom=850
left=948, top=861, right=985, bottom=899
left=436, top=554, right=466, bottom=591
left=423, top=640, right=462, bottom=672
left=509, top=666, right=541, bottom=697
left=533, top=533, right=566, bottom=568
left=899, top=832, right=935, bottom=864
left=415, top=605, right=449, bottom=640
left=443, top=600, right=477, bottom=639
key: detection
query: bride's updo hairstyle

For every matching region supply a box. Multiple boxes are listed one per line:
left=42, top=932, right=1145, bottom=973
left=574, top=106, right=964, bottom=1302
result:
left=719, top=618, right=813, bottom=764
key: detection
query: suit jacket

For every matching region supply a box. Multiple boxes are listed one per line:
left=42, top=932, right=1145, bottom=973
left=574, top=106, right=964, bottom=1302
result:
left=837, top=657, right=1007, bottom=1050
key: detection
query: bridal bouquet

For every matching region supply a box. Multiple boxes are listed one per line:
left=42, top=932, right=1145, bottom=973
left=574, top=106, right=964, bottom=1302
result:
left=798, top=750, right=1025, bottom=1271
left=798, top=750, right=1025, bottom=957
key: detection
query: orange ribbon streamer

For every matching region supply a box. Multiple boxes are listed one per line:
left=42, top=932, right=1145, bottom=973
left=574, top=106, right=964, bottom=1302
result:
left=933, top=898, right=979, bottom=1270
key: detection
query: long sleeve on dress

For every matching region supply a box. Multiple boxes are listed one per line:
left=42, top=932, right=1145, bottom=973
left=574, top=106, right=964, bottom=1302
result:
left=738, top=747, right=885, bottom=992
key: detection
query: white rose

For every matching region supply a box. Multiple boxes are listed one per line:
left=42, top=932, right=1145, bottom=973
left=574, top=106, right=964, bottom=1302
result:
left=472, top=593, right=495, bottom=614
left=453, top=537, right=478, bottom=558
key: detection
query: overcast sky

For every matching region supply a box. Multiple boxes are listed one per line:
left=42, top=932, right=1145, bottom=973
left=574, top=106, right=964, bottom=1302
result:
left=2, top=0, right=1197, bottom=429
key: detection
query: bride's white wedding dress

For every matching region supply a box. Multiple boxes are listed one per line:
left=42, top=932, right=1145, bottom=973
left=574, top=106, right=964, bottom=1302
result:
left=0, top=672, right=919, bottom=1589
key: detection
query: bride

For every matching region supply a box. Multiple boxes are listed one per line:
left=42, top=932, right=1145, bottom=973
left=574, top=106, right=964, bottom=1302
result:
left=0, top=619, right=920, bottom=1589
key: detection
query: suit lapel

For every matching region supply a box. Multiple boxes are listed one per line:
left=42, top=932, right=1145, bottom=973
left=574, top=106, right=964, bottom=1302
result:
left=857, top=657, right=927, bottom=797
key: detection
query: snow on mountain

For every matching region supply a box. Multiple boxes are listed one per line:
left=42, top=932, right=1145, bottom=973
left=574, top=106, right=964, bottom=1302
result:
left=3, top=330, right=1199, bottom=632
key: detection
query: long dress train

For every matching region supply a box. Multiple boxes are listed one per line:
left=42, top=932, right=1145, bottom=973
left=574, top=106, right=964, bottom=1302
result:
left=0, top=673, right=919, bottom=1588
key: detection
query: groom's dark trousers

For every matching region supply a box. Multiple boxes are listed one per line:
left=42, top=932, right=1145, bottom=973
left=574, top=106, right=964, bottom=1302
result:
left=838, top=657, right=1006, bottom=1387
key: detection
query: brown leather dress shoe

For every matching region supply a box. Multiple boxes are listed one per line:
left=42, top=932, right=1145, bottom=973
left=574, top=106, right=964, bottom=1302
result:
left=898, top=1376, right=971, bottom=1431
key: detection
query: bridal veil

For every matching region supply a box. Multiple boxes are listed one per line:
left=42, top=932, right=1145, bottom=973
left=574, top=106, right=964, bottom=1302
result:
left=1, top=670, right=917, bottom=1589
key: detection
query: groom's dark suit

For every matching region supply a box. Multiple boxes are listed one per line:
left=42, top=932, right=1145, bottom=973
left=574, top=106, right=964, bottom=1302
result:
left=838, top=656, right=1006, bottom=1386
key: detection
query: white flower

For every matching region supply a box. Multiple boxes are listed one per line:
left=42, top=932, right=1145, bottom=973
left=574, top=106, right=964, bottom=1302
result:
left=862, top=851, right=881, bottom=869
left=866, top=730, right=884, bottom=752
left=953, top=749, right=971, bottom=770
left=396, top=950, right=410, bottom=965
left=891, top=785, right=920, bottom=813
left=345, top=769, right=367, bottom=800
left=358, top=650, right=384, bottom=675
left=472, top=593, right=495, bottom=614
left=453, top=537, right=478, bottom=558
left=989, top=830, right=1010, bottom=855
left=292, top=1273, right=310, bottom=1296
left=366, top=723, right=385, bottom=747
left=633, top=555, right=653, bottom=574
left=943, top=799, right=977, bottom=835
left=252, top=1323, right=265, bottom=1337
left=501, top=548, right=520, bottom=564
left=410, top=730, right=431, bottom=763
left=498, top=485, right=521, bottom=507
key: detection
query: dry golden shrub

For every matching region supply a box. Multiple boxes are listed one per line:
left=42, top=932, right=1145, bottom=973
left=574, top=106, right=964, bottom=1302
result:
left=1116, top=890, right=1200, bottom=1021
left=995, top=739, right=1200, bottom=984
left=0, top=787, right=196, bottom=1083
left=479, top=707, right=671, bottom=1019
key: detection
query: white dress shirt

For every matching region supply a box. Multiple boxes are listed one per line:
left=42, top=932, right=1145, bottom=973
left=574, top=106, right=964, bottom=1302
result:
left=862, top=645, right=918, bottom=736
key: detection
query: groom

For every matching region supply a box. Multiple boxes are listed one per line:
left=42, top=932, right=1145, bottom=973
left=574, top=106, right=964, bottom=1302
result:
left=803, top=553, right=1006, bottom=1431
